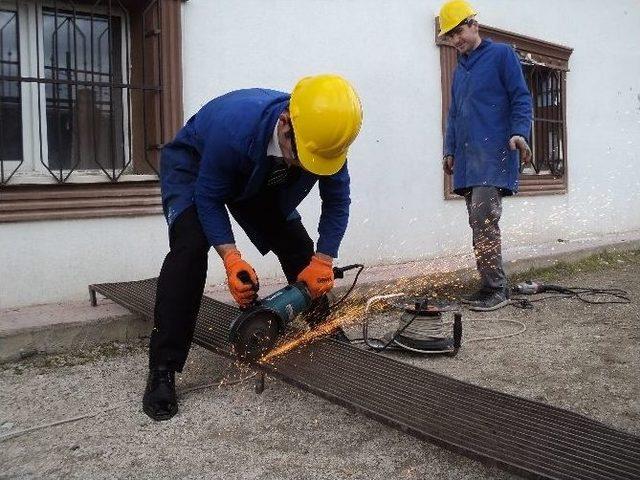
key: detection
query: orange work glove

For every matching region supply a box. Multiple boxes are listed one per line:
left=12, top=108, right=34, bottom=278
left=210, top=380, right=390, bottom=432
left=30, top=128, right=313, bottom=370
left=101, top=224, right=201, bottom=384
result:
left=223, top=249, right=259, bottom=307
left=297, top=254, right=334, bottom=299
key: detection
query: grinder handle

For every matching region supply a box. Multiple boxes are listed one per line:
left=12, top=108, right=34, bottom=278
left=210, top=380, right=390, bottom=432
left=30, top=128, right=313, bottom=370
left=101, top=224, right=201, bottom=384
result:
left=237, top=271, right=259, bottom=308
left=237, top=270, right=259, bottom=290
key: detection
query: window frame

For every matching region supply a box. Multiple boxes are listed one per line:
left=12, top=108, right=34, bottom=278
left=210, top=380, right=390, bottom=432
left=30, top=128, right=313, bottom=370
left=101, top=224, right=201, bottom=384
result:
left=0, top=0, right=183, bottom=222
left=435, top=19, right=573, bottom=199
left=8, top=0, right=132, bottom=182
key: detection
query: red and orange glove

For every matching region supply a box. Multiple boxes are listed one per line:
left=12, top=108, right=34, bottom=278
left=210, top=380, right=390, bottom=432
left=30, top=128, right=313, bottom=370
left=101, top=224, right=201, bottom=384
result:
left=297, top=254, right=334, bottom=299
left=223, top=249, right=259, bottom=307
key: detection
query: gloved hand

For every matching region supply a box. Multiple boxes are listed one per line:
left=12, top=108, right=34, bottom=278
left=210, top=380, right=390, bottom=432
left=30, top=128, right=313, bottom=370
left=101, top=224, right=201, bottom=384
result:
left=509, top=135, right=532, bottom=165
left=297, top=254, right=334, bottom=299
left=223, top=249, right=259, bottom=307
left=442, top=155, right=454, bottom=175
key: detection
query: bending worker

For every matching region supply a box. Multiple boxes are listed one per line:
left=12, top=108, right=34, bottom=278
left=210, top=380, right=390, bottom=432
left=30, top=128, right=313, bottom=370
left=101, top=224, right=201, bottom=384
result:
left=439, top=0, right=533, bottom=311
left=143, top=74, right=363, bottom=421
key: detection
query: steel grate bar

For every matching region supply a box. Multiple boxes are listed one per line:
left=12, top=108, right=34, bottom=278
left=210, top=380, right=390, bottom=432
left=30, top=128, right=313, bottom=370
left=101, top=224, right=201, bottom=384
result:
left=308, top=343, right=640, bottom=460
left=279, top=345, right=637, bottom=480
left=88, top=279, right=640, bottom=480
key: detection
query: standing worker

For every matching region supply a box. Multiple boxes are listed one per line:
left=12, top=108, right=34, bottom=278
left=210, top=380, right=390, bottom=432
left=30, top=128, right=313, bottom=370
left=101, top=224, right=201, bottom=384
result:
left=144, top=74, right=363, bottom=421
left=439, top=0, right=533, bottom=310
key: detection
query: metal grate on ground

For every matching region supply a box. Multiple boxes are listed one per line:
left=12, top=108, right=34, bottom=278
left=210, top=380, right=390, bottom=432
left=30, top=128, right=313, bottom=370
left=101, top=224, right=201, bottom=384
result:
left=89, top=278, right=640, bottom=480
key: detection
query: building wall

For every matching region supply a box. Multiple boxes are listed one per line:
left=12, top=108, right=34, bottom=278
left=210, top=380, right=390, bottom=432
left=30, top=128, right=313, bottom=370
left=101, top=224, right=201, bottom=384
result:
left=2, top=0, right=639, bottom=308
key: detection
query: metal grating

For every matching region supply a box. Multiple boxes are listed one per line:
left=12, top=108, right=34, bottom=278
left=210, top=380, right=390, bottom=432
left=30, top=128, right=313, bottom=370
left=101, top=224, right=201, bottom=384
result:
left=89, top=278, right=640, bottom=480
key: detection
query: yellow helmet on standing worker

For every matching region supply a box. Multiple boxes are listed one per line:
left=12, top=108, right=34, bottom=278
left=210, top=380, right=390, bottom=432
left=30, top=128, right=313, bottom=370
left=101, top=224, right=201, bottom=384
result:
left=289, top=74, right=363, bottom=176
left=438, top=0, right=477, bottom=36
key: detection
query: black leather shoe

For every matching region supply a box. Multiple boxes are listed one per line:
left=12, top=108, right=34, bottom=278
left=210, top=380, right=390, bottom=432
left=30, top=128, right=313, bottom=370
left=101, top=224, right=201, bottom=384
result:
left=142, top=368, right=178, bottom=421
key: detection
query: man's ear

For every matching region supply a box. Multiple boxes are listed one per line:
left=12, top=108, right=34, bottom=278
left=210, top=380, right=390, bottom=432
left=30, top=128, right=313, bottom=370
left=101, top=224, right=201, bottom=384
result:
left=277, top=112, right=291, bottom=133
left=279, top=109, right=291, bottom=122
left=279, top=113, right=294, bottom=137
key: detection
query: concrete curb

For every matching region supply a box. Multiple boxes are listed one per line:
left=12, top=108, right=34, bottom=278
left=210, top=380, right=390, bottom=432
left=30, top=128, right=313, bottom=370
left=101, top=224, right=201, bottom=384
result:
left=1, top=233, right=638, bottom=364
left=0, top=306, right=150, bottom=364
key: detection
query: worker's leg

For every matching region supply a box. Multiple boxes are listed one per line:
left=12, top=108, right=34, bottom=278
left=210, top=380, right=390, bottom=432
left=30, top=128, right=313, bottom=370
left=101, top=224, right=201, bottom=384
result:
left=144, top=205, right=209, bottom=421
left=465, top=187, right=509, bottom=310
left=149, top=205, right=210, bottom=371
left=266, top=218, right=315, bottom=283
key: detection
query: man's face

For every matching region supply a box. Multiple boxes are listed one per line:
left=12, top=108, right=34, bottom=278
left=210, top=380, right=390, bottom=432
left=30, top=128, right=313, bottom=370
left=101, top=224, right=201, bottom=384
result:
left=445, top=20, right=481, bottom=55
left=276, top=112, right=302, bottom=168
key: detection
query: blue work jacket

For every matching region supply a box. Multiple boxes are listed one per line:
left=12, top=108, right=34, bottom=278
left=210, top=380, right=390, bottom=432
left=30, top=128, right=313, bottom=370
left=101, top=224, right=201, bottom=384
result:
left=159, top=89, right=350, bottom=258
left=444, top=39, right=533, bottom=194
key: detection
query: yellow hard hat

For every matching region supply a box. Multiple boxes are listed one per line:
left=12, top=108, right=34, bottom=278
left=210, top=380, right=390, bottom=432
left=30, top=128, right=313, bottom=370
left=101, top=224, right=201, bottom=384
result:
left=289, top=74, right=363, bottom=176
left=438, top=0, right=477, bottom=36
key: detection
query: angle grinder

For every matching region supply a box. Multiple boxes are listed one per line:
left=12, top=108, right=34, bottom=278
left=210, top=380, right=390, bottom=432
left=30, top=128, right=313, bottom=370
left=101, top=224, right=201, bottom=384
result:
left=228, top=265, right=361, bottom=361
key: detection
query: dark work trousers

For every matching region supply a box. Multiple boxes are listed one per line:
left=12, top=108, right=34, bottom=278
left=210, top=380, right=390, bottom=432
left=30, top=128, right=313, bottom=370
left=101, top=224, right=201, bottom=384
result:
left=464, top=186, right=507, bottom=292
left=149, top=199, right=317, bottom=372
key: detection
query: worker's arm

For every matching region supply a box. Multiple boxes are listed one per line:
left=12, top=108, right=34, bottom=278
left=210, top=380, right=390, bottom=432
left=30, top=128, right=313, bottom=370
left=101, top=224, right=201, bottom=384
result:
left=194, top=176, right=235, bottom=249
left=214, top=244, right=237, bottom=259
left=502, top=46, right=533, bottom=163
left=443, top=77, right=458, bottom=174
left=194, top=145, right=258, bottom=305
left=316, top=162, right=351, bottom=259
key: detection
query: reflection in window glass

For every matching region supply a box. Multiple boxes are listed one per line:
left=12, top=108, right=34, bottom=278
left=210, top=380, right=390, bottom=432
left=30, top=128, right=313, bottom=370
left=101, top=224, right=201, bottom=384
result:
left=43, top=9, right=123, bottom=171
left=0, top=8, right=23, bottom=168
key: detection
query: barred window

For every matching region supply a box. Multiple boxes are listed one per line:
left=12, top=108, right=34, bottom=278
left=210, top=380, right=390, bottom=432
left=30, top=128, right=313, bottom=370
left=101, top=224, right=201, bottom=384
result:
left=436, top=20, right=572, bottom=198
left=0, top=0, right=183, bottom=222
left=521, top=64, right=565, bottom=177
left=0, top=5, right=22, bottom=178
left=43, top=8, right=126, bottom=173
left=2, top=2, right=132, bottom=182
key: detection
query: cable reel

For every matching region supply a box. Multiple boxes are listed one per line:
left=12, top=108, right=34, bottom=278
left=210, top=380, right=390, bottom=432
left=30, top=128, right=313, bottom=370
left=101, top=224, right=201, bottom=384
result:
left=363, top=293, right=462, bottom=356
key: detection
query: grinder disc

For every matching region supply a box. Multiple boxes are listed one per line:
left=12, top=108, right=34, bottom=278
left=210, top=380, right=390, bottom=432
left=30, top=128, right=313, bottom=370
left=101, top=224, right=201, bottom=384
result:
left=231, top=312, right=279, bottom=362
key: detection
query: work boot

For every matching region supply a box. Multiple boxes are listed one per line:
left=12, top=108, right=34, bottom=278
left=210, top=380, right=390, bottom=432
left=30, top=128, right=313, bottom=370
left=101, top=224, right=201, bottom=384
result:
left=142, top=367, right=178, bottom=421
left=469, top=289, right=511, bottom=312
left=460, top=288, right=491, bottom=305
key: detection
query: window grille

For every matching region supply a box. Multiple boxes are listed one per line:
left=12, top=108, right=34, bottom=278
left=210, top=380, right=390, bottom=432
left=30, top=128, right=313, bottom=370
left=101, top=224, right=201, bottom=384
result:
left=0, top=0, right=164, bottom=185
left=522, top=64, right=565, bottom=177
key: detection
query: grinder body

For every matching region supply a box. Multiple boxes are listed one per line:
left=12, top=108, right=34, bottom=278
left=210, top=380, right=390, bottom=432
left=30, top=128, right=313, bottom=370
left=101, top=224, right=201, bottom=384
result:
left=228, top=282, right=312, bottom=361
left=261, top=282, right=313, bottom=324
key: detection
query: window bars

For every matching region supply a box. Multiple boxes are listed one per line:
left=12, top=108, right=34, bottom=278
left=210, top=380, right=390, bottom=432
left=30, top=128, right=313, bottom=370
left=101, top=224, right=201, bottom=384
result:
left=523, top=64, right=566, bottom=177
left=0, top=0, right=163, bottom=185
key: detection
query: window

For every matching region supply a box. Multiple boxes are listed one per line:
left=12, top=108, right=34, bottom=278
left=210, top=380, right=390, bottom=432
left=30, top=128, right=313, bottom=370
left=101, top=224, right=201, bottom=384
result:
left=42, top=7, right=126, bottom=174
left=436, top=20, right=573, bottom=198
left=0, top=0, right=183, bottom=221
left=522, top=64, right=565, bottom=177
left=0, top=6, right=22, bottom=179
